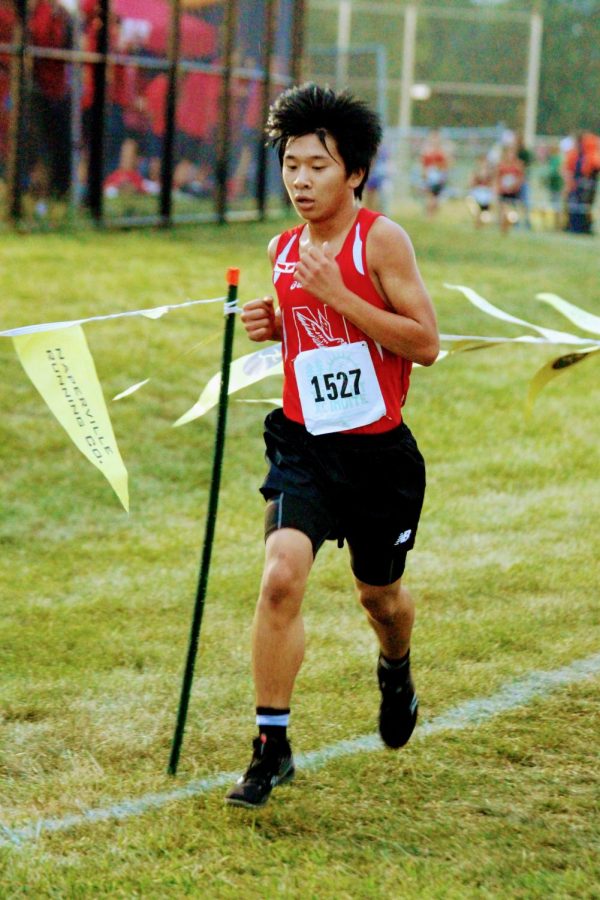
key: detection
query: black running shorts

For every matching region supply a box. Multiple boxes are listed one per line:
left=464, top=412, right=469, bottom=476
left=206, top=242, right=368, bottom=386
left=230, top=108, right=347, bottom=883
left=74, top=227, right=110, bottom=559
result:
left=260, top=408, right=426, bottom=586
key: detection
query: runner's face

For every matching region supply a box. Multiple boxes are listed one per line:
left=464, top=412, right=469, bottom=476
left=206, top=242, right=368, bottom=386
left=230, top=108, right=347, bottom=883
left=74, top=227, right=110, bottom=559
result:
left=282, top=133, right=363, bottom=221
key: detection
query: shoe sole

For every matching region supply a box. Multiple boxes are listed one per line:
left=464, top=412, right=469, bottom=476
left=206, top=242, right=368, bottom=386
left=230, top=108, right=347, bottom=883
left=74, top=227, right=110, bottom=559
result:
left=224, top=767, right=295, bottom=810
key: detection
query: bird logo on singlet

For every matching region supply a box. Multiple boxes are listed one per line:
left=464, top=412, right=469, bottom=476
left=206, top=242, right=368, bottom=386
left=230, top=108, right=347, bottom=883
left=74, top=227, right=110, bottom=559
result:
left=293, top=307, right=348, bottom=350
left=274, top=230, right=355, bottom=353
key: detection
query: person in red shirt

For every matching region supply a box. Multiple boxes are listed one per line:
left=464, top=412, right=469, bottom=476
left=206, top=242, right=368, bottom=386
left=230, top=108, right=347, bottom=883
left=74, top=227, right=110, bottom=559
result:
left=496, top=145, right=525, bottom=233
left=27, top=0, right=72, bottom=200
left=468, top=153, right=495, bottom=228
left=564, top=131, right=600, bottom=234
left=103, top=136, right=152, bottom=196
left=229, top=57, right=263, bottom=198
left=420, top=128, right=451, bottom=217
left=0, top=0, right=15, bottom=170
left=174, top=67, right=220, bottom=194
left=225, top=84, right=439, bottom=810
left=141, top=65, right=221, bottom=197
left=81, top=3, right=150, bottom=179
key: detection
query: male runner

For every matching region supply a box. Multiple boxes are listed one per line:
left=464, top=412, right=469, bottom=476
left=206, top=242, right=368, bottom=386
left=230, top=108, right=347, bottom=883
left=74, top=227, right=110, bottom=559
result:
left=225, top=83, right=439, bottom=809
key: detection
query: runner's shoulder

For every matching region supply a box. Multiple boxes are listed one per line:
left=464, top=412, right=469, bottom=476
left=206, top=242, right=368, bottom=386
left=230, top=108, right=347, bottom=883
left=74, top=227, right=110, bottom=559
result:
left=268, top=233, right=281, bottom=263
left=368, top=215, right=416, bottom=266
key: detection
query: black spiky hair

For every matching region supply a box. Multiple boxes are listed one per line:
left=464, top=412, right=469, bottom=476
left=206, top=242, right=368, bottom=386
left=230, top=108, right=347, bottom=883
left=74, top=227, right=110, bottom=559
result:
left=266, top=82, right=382, bottom=199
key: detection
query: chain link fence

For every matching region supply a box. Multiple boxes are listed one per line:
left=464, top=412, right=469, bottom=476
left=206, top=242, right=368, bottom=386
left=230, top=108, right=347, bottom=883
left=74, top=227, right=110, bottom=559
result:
left=0, top=0, right=303, bottom=229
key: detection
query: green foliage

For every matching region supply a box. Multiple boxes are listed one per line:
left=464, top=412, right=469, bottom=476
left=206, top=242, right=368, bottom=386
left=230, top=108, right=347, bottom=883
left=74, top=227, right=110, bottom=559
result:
left=0, top=211, right=599, bottom=895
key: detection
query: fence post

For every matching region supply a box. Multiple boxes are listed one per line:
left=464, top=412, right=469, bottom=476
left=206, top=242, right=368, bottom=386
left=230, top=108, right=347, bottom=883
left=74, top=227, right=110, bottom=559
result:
left=397, top=4, right=417, bottom=202
left=6, top=0, right=28, bottom=224
left=87, top=0, right=110, bottom=224
left=159, top=0, right=181, bottom=226
left=215, top=0, right=237, bottom=224
left=257, top=0, right=276, bottom=221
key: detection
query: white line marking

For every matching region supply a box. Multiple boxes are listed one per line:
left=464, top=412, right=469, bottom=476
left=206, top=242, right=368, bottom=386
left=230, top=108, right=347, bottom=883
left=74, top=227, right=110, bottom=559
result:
left=1, top=652, right=599, bottom=848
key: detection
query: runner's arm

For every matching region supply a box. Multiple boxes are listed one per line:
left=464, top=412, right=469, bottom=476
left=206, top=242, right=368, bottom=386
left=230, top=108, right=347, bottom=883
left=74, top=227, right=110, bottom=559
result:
left=240, top=236, right=283, bottom=342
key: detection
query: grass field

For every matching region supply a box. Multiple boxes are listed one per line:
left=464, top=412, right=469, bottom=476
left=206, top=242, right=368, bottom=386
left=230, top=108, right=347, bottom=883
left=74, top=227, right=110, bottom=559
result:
left=1, top=206, right=599, bottom=897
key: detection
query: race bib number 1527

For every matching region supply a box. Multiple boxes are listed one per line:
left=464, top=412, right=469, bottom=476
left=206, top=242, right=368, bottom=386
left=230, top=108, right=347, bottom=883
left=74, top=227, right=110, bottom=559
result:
left=294, top=341, right=385, bottom=435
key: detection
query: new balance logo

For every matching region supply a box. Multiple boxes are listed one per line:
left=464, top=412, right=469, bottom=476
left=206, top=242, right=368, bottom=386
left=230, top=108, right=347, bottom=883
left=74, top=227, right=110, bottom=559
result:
left=394, top=529, right=412, bottom=546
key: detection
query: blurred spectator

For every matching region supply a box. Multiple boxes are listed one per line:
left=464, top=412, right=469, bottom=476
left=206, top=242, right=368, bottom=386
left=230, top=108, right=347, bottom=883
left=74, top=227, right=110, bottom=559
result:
left=27, top=0, right=73, bottom=205
left=0, top=0, right=15, bottom=174
left=121, top=63, right=157, bottom=172
left=141, top=70, right=166, bottom=189
left=496, top=144, right=524, bottom=233
left=364, top=141, right=390, bottom=213
left=420, top=129, right=451, bottom=217
left=468, top=154, right=495, bottom=228
left=564, top=131, right=600, bottom=235
left=142, top=66, right=221, bottom=198
left=230, top=60, right=263, bottom=199
left=106, top=17, right=159, bottom=178
left=81, top=1, right=151, bottom=180
left=103, top=135, right=155, bottom=196
left=515, top=132, right=534, bottom=229
left=543, top=141, right=564, bottom=230
left=175, top=67, right=220, bottom=195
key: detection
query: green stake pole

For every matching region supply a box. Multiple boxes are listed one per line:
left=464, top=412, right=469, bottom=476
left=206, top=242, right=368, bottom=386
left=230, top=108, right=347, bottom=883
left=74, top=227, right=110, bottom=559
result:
left=168, top=267, right=240, bottom=775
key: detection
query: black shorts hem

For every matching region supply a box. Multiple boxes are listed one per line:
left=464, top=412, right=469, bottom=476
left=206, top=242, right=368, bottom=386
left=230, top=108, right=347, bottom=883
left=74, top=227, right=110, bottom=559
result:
left=259, top=409, right=426, bottom=586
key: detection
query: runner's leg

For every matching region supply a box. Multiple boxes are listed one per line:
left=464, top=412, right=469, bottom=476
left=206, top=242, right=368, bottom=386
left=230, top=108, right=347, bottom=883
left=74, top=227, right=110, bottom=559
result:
left=356, top=577, right=419, bottom=749
left=355, top=577, right=414, bottom=659
left=252, top=528, right=314, bottom=708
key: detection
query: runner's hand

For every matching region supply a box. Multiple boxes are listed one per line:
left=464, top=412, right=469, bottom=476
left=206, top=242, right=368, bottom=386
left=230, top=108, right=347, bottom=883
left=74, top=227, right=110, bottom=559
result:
left=241, top=297, right=278, bottom=342
left=295, top=242, right=345, bottom=308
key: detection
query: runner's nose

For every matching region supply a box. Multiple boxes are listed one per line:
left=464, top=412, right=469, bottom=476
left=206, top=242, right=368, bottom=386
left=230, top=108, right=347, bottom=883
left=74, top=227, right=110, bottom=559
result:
left=293, top=167, right=311, bottom=189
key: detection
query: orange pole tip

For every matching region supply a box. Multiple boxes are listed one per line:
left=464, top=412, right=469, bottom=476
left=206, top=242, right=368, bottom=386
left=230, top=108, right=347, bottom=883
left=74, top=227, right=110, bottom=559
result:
left=226, top=267, right=240, bottom=286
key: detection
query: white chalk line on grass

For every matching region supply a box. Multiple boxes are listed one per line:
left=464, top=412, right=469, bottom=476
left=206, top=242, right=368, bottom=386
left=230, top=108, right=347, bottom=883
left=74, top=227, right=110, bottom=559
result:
left=1, top=652, right=599, bottom=849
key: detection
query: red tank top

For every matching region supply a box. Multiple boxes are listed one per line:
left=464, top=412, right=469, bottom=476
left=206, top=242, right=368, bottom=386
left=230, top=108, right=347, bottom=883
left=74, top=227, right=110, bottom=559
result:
left=272, top=207, right=412, bottom=435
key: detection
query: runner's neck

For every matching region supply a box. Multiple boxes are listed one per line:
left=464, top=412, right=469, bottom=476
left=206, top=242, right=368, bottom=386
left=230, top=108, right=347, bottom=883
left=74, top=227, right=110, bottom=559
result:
left=300, top=208, right=360, bottom=257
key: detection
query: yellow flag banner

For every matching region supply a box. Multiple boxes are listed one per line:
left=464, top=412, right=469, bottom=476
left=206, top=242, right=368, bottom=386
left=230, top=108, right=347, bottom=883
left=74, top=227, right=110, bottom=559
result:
left=174, top=344, right=283, bottom=426
left=536, top=293, right=600, bottom=336
left=443, top=284, right=590, bottom=344
left=13, top=326, right=129, bottom=511
left=526, top=346, right=600, bottom=418
left=3, top=286, right=599, bottom=508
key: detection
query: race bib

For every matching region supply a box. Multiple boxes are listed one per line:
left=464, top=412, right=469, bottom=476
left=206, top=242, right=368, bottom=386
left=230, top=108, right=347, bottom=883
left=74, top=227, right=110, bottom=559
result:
left=294, top=342, right=386, bottom=435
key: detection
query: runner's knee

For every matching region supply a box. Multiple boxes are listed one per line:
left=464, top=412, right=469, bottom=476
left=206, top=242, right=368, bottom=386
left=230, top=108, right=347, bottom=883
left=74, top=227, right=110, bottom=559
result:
left=259, top=555, right=306, bottom=617
left=357, top=582, right=403, bottom=624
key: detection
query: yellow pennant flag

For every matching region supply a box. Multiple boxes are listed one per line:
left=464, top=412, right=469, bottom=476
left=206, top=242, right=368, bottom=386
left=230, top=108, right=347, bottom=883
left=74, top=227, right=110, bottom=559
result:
left=536, top=293, right=600, bottom=336
left=174, top=344, right=283, bottom=426
left=526, top=346, right=599, bottom=417
left=13, top=326, right=129, bottom=511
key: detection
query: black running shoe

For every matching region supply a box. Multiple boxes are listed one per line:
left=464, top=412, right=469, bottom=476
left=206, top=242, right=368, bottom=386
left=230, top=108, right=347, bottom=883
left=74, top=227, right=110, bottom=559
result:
left=377, top=654, right=419, bottom=749
left=225, top=734, right=295, bottom=809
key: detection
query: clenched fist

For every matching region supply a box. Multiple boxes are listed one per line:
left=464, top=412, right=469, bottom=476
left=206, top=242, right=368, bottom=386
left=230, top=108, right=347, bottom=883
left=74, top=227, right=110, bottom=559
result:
left=295, top=242, right=346, bottom=310
left=241, top=296, right=280, bottom=342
